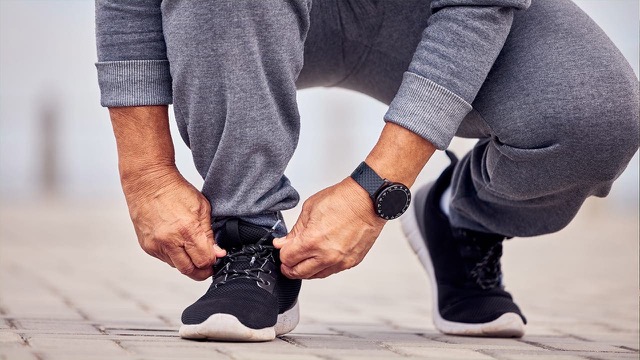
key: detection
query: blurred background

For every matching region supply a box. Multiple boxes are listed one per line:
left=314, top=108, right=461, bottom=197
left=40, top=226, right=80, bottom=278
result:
left=0, top=0, right=638, bottom=208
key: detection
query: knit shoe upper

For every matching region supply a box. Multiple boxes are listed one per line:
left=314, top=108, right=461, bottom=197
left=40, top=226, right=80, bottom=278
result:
left=412, top=151, right=526, bottom=330
left=181, top=219, right=301, bottom=330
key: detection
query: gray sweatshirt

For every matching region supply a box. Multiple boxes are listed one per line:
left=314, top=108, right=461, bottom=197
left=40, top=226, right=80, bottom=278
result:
left=96, top=0, right=531, bottom=149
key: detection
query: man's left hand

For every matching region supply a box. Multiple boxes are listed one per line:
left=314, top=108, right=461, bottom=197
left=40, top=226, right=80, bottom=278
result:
left=273, top=177, right=386, bottom=279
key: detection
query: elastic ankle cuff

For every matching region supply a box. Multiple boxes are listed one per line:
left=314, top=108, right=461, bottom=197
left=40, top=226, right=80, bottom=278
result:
left=212, top=213, right=287, bottom=238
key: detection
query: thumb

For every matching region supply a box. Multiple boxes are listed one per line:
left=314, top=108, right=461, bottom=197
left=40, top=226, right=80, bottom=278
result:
left=274, top=204, right=311, bottom=249
left=273, top=233, right=290, bottom=249
left=213, top=243, right=226, bottom=257
left=274, top=215, right=305, bottom=249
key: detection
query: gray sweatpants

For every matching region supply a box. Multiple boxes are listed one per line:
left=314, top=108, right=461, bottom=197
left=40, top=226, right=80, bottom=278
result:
left=162, top=0, right=639, bottom=237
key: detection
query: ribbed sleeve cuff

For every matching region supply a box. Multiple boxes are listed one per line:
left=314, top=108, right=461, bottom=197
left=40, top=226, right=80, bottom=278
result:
left=95, top=60, right=173, bottom=107
left=384, top=72, right=472, bottom=150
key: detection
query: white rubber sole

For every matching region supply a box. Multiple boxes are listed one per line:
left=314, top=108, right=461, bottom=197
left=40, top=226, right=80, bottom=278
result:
left=179, top=301, right=299, bottom=342
left=401, top=191, right=525, bottom=338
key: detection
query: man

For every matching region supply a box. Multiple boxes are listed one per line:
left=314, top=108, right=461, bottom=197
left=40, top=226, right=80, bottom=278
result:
left=95, top=0, right=639, bottom=341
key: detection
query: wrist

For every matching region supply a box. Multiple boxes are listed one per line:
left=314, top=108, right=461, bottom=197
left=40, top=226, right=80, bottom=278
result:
left=120, top=163, right=182, bottom=200
left=109, top=105, right=177, bottom=186
left=342, top=177, right=387, bottom=226
left=118, top=156, right=176, bottom=180
left=365, top=122, right=435, bottom=187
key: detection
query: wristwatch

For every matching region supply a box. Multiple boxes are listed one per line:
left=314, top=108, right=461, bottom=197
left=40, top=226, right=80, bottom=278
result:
left=350, top=162, right=411, bottom=220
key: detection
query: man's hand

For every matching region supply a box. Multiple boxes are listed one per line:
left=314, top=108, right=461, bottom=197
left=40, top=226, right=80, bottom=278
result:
left=108, top=106, right=225, bottom=281
left=274, top=122, right=436, bottom=280
left=273, top=177, right=386, bottom=279
left=122, top=166, right=226, bottom=281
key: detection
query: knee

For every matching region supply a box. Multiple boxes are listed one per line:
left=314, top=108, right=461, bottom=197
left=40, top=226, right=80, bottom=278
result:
left=512, top=75, right=639, bottom=183
left=488, top=81, right=638, bottom=200
left=564, top=80, right=639, bottom=182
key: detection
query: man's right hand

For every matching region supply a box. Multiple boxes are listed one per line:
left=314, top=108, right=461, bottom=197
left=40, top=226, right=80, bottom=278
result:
left=121, top=166, right=226, bottom=281
left=107, top=106, right=225, bottom=281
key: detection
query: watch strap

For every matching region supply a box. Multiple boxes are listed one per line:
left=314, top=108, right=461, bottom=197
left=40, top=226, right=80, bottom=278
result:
left=350, top=162, right=385, bottom=197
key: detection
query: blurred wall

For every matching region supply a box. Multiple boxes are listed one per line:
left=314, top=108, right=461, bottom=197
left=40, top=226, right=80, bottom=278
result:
left=0, top=0, right=638, bottom=209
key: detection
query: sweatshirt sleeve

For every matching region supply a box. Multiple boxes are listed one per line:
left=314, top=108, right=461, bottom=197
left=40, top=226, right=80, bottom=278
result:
left=95, top=0, right=172, bottom=107
left=384, top=0, right=531, bottom=149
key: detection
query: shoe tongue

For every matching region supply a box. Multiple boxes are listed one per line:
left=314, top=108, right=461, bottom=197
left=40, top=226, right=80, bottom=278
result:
left=452, top=228, right=504, bottom=263
left=452, top=227, right=505, bottom=289
left=453, top=228, right=505, bottom=246
left=217, top=219, right=272, bottom=250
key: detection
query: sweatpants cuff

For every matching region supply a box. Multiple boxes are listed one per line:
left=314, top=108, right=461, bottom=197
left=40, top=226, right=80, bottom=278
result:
left=384, top=72, right=472, bottom=150
left=96, top=60, right=173, bottom=107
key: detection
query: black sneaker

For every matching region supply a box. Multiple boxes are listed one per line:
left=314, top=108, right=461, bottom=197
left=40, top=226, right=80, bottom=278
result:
left=401, top=151, right=527, bottom=337
left=179, top=219, right=301, bottom=341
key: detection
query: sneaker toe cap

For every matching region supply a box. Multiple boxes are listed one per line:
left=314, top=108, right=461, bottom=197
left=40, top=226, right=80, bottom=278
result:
left=182, top=292, right=278, bottom=329
left=440, top=292, right=527, bottom=325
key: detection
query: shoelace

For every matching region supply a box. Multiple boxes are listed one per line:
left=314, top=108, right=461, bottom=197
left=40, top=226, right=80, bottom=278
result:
left=213, top=221, right=280, bottom=288
left=456, top=229, right=504, bottom=290
left=469, top=242, right=503, bottom=290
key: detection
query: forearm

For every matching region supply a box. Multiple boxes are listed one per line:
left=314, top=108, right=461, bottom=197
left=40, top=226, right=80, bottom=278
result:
left=107, top=105, right=222, bottom=280
left=108, top=106, right=176, bottom=185
left=364, top=122, right=436, bottom=188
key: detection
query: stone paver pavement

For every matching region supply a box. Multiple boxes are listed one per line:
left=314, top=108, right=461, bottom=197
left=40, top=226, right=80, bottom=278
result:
left=0, top=200, right=638, bottom=359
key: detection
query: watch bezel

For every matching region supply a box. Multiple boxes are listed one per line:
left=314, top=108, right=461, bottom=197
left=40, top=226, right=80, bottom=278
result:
left=373, top=182, right=411, bottom=220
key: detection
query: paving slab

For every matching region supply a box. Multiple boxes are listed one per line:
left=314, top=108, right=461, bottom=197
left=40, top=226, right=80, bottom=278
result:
left=390, top=346, right=496, bottom=359
left=0, top=347, right=40, bottom=360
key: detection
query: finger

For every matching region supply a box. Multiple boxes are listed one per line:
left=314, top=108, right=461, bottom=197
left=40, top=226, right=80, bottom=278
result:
left=213, top=243, right=226, bottom=257
left=198, top=210, right=226, bottom=258
left=187, top=267, right=213, bottom=281
left=281, top=257, right=327, bottom=279
left=278, top=236, right=315, bottom=268
left=309, top=263, right=344, bottom=279
left=272, top=236, right=288, bottom=249
left=183, top=239, right=215, bottom=269
left=274, top=205, right=310, bottom=249
left=166, top=246, right=213, bottom=281
left=156, top=252, right=176, bottom=268
left=273, top=224, right=298, bottom=249
left=277, top=217, right=316, bottom=266
left=183, top=224, right=216, bottom=269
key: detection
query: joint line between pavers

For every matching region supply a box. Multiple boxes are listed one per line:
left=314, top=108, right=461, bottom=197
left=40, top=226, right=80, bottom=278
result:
left=378, top=342, right=412, bottom=357
left=278, top=335, right=307, bottom=348
left=314, top=354, right=340, bottom=360
left=5, top=318, right=19, bottom=330
left=112, top=339, right=135, bottom=355
left=102, top=280, right=173, bottom=326
left=17, top=333, right=30, bottom=347
left=519, top=340, right=564, bottom=351
left=214, top=347, right=238, bottom=360
left=618, top=345, right=640, bottom=353
left=519, top=340, right=638, bottom=354
left=6, top=263, right=91, bottom=321
left=327, top=327, right=361, bottom=339
left=93, top=323, right=108, bottom=335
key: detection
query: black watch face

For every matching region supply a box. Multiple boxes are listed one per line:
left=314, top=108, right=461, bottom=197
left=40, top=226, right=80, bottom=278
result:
left=375, top=184, right=411, bottom=220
